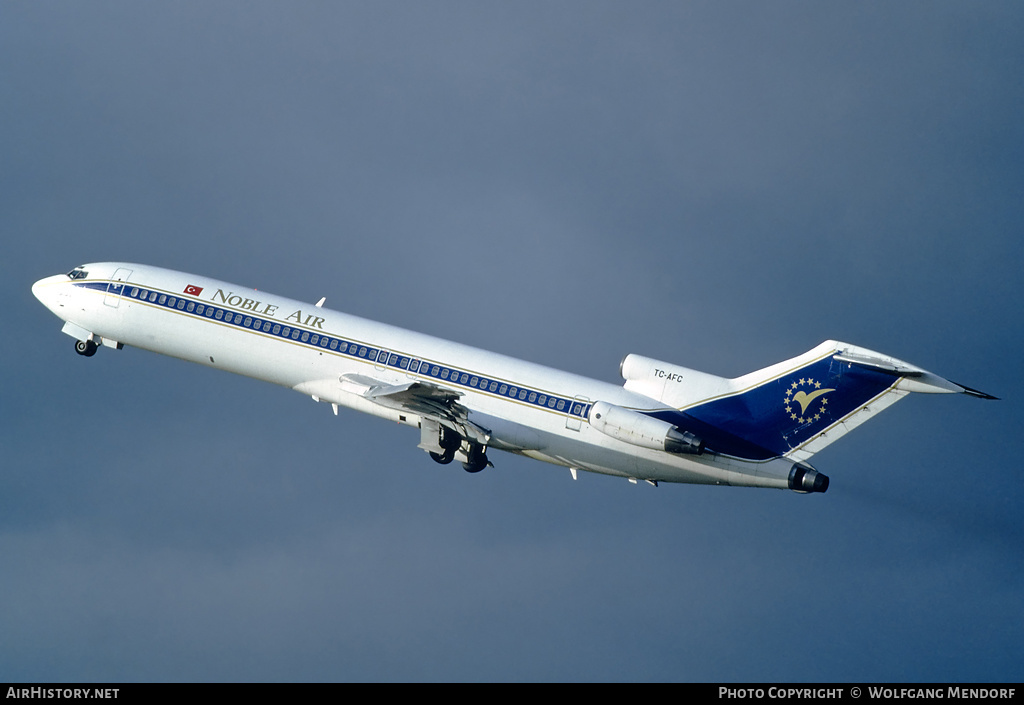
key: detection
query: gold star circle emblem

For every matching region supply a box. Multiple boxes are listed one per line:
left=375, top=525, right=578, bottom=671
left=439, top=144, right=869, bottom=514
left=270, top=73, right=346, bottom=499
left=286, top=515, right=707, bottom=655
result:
left=784, top=378, right=835, bottom=424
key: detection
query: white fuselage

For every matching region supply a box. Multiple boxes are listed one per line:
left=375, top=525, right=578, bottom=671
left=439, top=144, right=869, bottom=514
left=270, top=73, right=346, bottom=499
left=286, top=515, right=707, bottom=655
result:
left=32, top=262, right=798, bottom=489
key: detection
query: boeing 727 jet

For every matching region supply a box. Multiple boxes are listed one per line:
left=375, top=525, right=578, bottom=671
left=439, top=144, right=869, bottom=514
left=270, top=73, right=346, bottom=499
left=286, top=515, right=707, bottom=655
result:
left=32, top=263, right=996, bottom=493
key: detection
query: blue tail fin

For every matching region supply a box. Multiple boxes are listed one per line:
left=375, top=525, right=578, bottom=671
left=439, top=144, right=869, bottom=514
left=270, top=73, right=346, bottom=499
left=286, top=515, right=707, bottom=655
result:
left=649, top=341, right=990, bottom=462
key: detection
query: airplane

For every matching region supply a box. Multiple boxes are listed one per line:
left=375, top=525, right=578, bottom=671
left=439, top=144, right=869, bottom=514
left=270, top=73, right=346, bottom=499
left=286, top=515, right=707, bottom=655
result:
left=31, top=262, right=996, bottom=493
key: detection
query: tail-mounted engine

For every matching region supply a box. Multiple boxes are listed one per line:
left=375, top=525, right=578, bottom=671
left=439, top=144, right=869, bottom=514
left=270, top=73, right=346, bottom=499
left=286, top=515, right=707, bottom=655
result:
left=788, top=462, right=829, bottom=493
left=588, top=401, right=704, bottom=455
left=619, top=354, right=728, bottom=408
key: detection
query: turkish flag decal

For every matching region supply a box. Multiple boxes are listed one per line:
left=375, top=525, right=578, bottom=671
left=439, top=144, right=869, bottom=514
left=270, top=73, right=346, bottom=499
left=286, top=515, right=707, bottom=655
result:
left=184, top=285, right=204, bottom=296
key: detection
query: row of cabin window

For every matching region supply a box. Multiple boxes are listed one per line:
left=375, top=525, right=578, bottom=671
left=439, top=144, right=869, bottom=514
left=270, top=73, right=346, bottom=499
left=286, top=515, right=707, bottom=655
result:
left=417, top=363, right=568, bottom=410
left=130, top=289, right=405, bottom=363
left=381, top=355, right=574, bottom=412
left=130, top=287, right=339, bottom=345
left=129, top=286, right=578, bottom=414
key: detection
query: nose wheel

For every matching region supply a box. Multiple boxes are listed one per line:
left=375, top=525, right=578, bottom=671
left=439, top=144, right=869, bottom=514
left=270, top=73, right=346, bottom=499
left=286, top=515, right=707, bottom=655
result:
left=75, top=340, right=98, bottom=357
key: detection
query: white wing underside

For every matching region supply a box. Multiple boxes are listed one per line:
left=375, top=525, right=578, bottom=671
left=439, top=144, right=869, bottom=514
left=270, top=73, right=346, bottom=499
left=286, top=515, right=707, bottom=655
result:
left=294, top=374, right=492, bottom=445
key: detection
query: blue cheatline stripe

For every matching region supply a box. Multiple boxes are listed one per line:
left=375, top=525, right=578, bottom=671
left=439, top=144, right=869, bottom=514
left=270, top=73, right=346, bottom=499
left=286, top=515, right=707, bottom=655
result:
left=79, top=280, right=592, bottom=421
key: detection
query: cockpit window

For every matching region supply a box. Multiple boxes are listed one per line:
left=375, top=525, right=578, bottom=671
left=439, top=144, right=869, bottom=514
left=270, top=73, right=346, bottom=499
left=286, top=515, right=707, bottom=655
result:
left=67, top=267, right=88, bottom=280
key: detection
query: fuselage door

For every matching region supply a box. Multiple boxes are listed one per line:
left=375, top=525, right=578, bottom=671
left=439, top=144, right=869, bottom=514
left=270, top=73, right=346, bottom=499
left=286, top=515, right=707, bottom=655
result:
left=566, top=395, right=591, bottom=431
left=104, top=268, right=133, bottom=308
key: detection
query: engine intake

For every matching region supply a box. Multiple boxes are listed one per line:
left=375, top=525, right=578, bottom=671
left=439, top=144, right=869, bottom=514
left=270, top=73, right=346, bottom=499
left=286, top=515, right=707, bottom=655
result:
left=589, top=401, right=704, bottom=455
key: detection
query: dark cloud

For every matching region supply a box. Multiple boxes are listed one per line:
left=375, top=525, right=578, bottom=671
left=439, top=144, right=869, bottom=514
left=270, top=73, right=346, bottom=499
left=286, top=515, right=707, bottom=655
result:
left=3, top=1, right=1022, bottom=681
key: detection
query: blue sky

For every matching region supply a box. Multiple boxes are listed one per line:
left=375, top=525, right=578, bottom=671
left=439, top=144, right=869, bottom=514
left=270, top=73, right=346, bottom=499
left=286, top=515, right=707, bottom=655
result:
left=3, top=1, right=1022, bottom=682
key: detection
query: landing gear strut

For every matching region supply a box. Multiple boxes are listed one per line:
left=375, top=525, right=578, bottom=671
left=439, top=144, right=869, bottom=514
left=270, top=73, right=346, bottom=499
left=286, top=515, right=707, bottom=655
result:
left=75, top=339, right=98, bottom=357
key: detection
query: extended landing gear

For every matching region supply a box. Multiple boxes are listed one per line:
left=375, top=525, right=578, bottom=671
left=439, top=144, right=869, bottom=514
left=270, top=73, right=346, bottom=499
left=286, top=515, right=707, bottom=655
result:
left=462, top=443, right=489, bottom=474
left=74, top=339, right=98, bottom=357
left=429, top=425, right=461, bottom=465
left=426, top=425, right=491, bottom=473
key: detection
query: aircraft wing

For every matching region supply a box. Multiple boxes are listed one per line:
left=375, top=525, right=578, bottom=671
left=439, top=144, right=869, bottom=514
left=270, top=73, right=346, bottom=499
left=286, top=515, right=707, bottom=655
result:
left=364, top=379, right=464, bottom=416
left=295, top=374, right=492, bottom=445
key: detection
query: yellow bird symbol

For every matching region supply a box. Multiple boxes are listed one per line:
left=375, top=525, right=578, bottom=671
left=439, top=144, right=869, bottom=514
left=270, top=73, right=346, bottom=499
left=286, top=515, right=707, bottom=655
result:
left=792, top=388, right=835, bottom=414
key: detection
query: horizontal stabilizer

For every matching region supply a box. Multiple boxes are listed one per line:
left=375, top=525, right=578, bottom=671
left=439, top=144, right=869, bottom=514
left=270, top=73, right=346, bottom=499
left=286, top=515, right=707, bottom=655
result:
left=833, top=350, right=997, bottom=398
left=832, top=351, right=923, bottom=376
left=953, top=382, right=999, bottom=400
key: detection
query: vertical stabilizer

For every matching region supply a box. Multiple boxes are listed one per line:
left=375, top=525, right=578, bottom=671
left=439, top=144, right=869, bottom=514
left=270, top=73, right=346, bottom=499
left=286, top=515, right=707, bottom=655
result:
left=633, top=341, right=994, bottom=462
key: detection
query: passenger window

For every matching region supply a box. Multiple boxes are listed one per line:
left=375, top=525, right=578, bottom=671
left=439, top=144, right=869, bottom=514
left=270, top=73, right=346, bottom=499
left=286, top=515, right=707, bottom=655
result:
left=177, top=299, right=186, bottom=310
left=300, top=331, right=309, bottom=342
left=196, top=304, right=205, bottom=315
left=291, top=329, right=301, bottom=340
left=441, top=369, right=449, bottom=379
left=538, top=395, right=547, bottom=405
left=206, top=307, right=215, bottom=318
left=528, top=392, right=537, bottom=403
left=158, top=295, right=167, bottom=305
left=557, top=400, right=565, bottom=411
left=130, top=287, right=139, bottom=297
left=167, top=297, right=176, bottom=307
left=518, top=389, right=527, bottom=400
left=187, top=302, right=195, bottom=312
left=498, top=384, right=507, bottom=395
left=430, top=366, right=439, bottom=376
left=215, top=310, right=224, bottom=320
left=329, top=339, right=338, bottom=350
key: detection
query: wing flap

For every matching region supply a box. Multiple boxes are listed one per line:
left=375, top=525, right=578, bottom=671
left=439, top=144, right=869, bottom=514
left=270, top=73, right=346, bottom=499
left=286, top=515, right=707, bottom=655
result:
left=299, top=374, right=491, bottom=444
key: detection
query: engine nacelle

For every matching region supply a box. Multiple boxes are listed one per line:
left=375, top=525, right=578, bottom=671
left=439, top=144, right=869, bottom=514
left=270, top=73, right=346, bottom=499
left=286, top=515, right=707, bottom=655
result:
left=588, top=401, right=704, bottom=455
left=788, top=463, right=829, bottom=493
left=619, top=354, right=728, bottom=408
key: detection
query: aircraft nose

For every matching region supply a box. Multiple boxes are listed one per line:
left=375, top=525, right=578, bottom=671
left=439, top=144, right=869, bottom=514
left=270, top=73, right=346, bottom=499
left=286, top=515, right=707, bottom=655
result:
left=32, top=274, right=66, bottom=310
